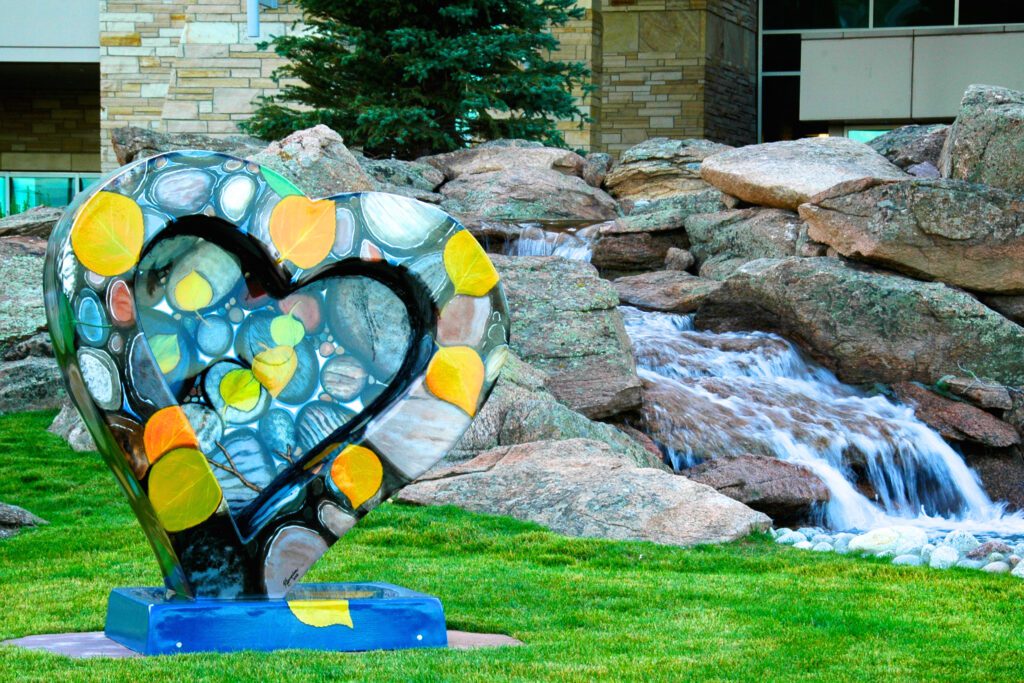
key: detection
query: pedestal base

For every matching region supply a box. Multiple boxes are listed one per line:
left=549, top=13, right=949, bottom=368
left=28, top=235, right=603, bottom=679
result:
left=105, top=582, right=447, bottom=655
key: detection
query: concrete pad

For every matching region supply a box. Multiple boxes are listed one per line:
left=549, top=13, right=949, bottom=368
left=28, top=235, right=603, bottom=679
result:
left=2, top=630, right=522, bottom=658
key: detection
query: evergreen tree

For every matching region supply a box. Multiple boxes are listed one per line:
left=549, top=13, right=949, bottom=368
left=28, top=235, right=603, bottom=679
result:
left=243, top=0, right=592, bottom=159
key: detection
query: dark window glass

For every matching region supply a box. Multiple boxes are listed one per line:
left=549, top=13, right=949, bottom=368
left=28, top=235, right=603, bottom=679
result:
left=960, top=2, right=1024, bottom=25
left=764, top=0, right=869, bottom=30
left=761, top=76, right=828, bottom=142
left=874, top=0, right=953, bottom=27
left=763, top=33, right=802, bottom=72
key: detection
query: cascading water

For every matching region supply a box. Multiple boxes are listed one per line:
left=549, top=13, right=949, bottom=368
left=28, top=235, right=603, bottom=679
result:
left=505, top=223, right=598, bottom=262
left=622, top=306, right=1024, bottom=534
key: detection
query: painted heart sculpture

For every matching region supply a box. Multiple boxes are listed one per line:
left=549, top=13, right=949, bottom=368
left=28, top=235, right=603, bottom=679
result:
left=43, top=151, right=509, bottom=599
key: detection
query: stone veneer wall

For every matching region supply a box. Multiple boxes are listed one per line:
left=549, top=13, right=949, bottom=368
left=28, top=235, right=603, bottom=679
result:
left=99, top=0, right=303, bottom=171
left=99, top=0, right=756, bottom=165
left=579, top=0, right=756, bottom=154
left=552, top=1, right=604, bottom=151
left=0, top=81, right=100, bottom=173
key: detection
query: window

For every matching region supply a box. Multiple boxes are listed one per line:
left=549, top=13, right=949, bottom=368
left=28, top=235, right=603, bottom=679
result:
left=0, top=173, right=100, bottom=218
left=763, top=33, right=802, bottom=72
left=960, top=2, right=1024, bottom=25
left=873, top=0, right=953, bottom=27
left=847, top=129, right=892, bottom=143
left=761, top=75, right=828, bottom=141
left=764, top=0, right=869, bottom=31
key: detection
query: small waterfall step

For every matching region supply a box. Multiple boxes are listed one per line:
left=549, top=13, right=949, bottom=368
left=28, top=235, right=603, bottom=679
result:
left=622, top=306, right=1024, bottom=534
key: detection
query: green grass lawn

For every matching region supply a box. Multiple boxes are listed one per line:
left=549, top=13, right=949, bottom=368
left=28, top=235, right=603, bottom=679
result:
left=0, top=411, right=1021, bottom=682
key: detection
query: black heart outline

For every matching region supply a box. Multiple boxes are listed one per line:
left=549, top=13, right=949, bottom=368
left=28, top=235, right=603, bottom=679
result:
left=139, top=215, right=437, bottom=542
left=44, top=150, right=509, bottom=598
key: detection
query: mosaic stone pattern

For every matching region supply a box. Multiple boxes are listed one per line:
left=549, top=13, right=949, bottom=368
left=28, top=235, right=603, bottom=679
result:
left=44, top=151, right=509, bottom=599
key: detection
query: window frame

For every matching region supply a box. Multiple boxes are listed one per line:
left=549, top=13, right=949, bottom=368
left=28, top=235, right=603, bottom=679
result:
left=0, top=171, right=101, bottom=218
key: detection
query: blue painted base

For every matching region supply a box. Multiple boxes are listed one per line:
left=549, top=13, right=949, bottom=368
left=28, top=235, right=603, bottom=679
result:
left=104, top=583, right=447, bottom=655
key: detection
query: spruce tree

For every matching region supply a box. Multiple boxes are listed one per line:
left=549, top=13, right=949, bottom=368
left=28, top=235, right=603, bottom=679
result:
left=243, top=0, right=592, bottom=159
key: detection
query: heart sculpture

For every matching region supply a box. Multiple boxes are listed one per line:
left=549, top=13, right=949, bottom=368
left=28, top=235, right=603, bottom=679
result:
left=43, top=151, right=509, bottom=600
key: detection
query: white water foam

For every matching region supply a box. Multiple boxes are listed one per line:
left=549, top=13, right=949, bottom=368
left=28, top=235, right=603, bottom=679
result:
left=622, top=306, right=1024, bottom=534
left=507, top=224, right=597, bottom=262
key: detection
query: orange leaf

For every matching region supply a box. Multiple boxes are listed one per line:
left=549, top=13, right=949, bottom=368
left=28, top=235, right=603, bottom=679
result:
left=70, top=191, right=145, bottom=276
left=269, top=195, right=336, bottom=269
left=425, top=346, right=484, bottom=416
left=252, top=345, right=297, bottom=397
left=330, top=445, right=383, bottom=510
left=144, top=406, right=200, bottom=464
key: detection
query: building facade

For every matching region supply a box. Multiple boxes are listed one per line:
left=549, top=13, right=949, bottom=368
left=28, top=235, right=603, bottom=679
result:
left=3, top=1, right=1024, bottom=217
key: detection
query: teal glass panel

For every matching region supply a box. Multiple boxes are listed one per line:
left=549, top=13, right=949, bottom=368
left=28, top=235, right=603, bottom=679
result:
left=10, top=176, right=75, bottom=214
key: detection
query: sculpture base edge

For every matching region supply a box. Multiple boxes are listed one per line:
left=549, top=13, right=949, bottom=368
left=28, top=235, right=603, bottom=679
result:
left=104, top=583, right=448, bottom=655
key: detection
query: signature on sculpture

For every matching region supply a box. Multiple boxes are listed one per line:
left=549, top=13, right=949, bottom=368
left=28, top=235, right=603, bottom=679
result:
left=42, top=150, right=509, bottom=653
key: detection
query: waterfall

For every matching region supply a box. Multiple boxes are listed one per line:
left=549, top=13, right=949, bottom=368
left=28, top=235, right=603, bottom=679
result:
left=505, top=224, right=598, bottom=262
left=622, top=306, right=1024, bottom=533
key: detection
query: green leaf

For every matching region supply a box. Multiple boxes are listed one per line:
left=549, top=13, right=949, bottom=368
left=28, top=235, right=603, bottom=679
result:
left=270, top=312, right=305, bottom=347
left=219, top=368, right=261, bottom=412
left=150, top=334, right=181, bottom=375
left=260, top=166, right=304, bottom=198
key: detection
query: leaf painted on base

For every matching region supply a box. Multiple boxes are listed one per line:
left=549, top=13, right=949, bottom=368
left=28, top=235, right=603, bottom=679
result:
left=148, top=447, right=222, bottom=533
left=425, top=346, right=485, bottom=416
left=287, top=599, right=353, bottom=628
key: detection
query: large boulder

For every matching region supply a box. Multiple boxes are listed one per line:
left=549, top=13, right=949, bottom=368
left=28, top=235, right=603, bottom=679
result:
left=111, top=125, right=263, bottom=165
left=398, top=438, right=771, bottom=547
left=249, top=125, right=376, bottom=197
left=800, top=179, right=1024, bottom=294
left=891, top=382, right=1019, bottom=448
left=591, top=190, right=727, bottom=273
left=421, top=139, right=585, bottom=180
left=0, top=237, right=48, bottom=357
left=0, top=502, right=47, bottom=539
left=694, top=257, right=1024, bottom=387
left=0, top=206, right=64, bottom=238
left=940, top=84, right=1024, bottom=194
left=493, top=255, right=641, bottom=418
left=439, top=168, right=618, bottom=227
left=700, top=137, right=908, bottom=210
left=48, top=401, right=95, bottom=452
left=604, top=138, right=732, bottom=201
left=450, top=353, right=663, bottom=470
left=685, top=208, right=803, bottom=280
left=613, top=271, right=722, bottom=313
left=685, top=454, right=830, bottom=526
left=359, top=157, right=444, bottom=193
left=868, top=124, right=948, bottom=170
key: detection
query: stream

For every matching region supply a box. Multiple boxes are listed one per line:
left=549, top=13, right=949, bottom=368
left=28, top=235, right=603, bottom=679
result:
left=506, top=225, right=1024, bottom=535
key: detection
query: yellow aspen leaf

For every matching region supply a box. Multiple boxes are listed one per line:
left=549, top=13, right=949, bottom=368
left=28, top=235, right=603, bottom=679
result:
left=148, top=447, right=222, bottom=533
left=149, top=334, right=181, bottom=374
left=252, top=345, right=297, bottom=397
left=269, top=195, right=336, bottom=270
left=443, top=230, right=498, bottom=297
left=287, top=599, right=353, bottom=629
left=174, top=270, right=214, bottom=311
left=330, top=445, right=383, bottom=509
left=70, top=191, right=144, bottom=277
left=425, top=345, right=485, bottom=416
left=144, top=406, right=200, bottom=464
left=219, top=368, right=261, bottom=412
